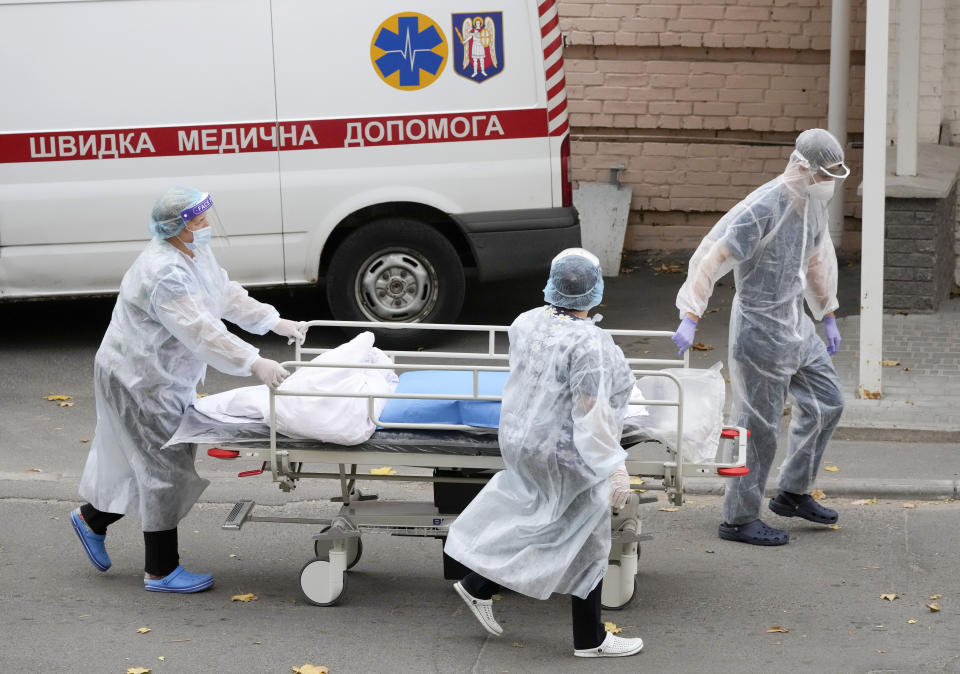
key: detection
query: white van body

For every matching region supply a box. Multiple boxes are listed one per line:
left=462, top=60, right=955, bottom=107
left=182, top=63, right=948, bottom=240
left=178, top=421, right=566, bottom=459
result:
left=0, top=0, right=576, bottom=326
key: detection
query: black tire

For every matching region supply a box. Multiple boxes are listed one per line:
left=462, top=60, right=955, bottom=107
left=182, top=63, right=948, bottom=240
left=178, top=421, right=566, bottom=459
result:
left=326, top=218, right=465, bottom=348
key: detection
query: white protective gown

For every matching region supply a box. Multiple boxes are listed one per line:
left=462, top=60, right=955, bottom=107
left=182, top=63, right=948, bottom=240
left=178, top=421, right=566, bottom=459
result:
left=444, top=307, right=634, bottom=600
left=675, top=150, right=845, bottom=525
left=78, top=239, right=279, bottom=531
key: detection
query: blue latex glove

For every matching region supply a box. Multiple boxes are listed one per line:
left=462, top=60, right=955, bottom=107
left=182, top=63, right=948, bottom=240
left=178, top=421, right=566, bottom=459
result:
left=671, top=316, right=698, bottom=355
left=823, top=315, right=841, bottom=355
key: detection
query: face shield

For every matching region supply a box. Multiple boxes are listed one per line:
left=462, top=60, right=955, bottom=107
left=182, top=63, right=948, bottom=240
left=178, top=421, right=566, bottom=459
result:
left=179, top=193, right=229, bottom=247
left=149, top=187, right=229, bottom=245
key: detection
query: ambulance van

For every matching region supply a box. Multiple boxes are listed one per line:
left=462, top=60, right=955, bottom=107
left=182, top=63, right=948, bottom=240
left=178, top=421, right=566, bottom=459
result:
left=0, top=0, right=577, bottom=333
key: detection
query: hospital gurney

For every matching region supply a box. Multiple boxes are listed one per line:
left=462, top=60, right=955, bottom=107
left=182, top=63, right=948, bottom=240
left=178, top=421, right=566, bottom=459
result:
left=187, top=320, right=748, bottom=609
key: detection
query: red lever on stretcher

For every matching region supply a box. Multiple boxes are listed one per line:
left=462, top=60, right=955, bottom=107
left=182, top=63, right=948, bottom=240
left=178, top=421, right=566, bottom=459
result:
left=238, top=461, right=268, bottom=478
left=208, top=448, right=240, bottom=459
left=717, top=466, right=750, bottom=476
left=720, top=428, right=751, bottom=438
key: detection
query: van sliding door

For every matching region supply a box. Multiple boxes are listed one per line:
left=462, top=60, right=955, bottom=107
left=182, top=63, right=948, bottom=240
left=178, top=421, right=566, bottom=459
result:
left=0, top=0, right=284, bottom=298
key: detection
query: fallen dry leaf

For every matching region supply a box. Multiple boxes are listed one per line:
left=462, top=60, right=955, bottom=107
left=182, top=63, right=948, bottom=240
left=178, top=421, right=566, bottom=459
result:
left=42, top=394, right=72, bottom=401
left=876, top=650, right=887, bottom=654
left=491, top=594, right=502, bottom=601
left=27, top=468, right=42, bottom=473
left=766, top=626, right=788, bottom=633
left=629, top=477, right=644, bottom=485
left=810, top=489, right=826, bottom=500
left=127, top=669, right=151, bottom=674
left=658, top=507, right=679, bottom=512
left=824, top=466, right=839, bottom=472
left=136, top=627, right=151, bottom=634
left=291, top=666, right=328, bottom=674
left=512, top=642, right=524, bottom=648
left=880, top=594, right=898, bottom=601
left=930, top=594, right=942, bottom=600
left=907, top=619, right=918, bottom=624
left=370, top=466, right=397, bottom=475
left=828, top=524, right=841, bottom=530
left=853, top=497, right=878, bottom=506
left=651, top=263, right=683, bottom=274
left=631, top=488, right=648, bottom=494
left=903, top=503, right=916, bottom=509
left=881, top=360, right=900, bottom=367
left=231, top=593, right=258, bottom=602
left=604, top=621, right=622, bottom=634
left=691, top=342, right=714, bottom=351
left=926, top=602, right=940, bottom=612
left=158, top=657, right=165, bottom=662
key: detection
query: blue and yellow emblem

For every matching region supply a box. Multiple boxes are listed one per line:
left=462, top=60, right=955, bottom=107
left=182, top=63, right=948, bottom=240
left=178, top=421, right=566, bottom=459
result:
left=371, top=13, right=448, bottom=91
left=452, top=12, right=504, bottom=83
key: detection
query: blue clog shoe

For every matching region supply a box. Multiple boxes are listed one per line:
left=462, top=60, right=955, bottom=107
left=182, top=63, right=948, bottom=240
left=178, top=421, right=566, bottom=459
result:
left=144, top=566, right=214, bottom=593
left=70, top=508, right=111, bottom=571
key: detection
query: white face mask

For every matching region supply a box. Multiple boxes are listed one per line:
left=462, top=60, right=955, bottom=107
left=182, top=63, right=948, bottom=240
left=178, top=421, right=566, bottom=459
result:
left=807, top=180, right=836, bottom=202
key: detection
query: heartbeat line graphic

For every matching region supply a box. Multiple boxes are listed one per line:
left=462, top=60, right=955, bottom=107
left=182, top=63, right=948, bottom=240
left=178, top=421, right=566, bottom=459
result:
left=381, top=26, right=434, bottom=71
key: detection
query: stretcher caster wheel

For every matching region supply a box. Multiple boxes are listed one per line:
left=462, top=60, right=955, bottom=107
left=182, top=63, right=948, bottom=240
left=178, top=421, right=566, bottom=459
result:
left=600, top=577, right=638, bottom=611
left=299, top=559, right=347, bottom=606
left=314, top=531, right=363, bottom=569
left=601, top=547, right=640, bottom=611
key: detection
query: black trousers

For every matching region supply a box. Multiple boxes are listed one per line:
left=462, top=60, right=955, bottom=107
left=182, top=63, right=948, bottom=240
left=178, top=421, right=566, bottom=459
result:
left=80, top=503, right=180, bottom=576
left=461, top=571, right=606, bottom=650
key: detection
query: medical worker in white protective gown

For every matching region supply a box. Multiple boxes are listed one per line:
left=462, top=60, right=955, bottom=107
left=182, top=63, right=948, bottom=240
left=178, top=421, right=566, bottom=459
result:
left=445, top=249, right=644, bottom=659
left=672, top=129, right=848, bottom=546
left=71, top=187, right=305, bottom=593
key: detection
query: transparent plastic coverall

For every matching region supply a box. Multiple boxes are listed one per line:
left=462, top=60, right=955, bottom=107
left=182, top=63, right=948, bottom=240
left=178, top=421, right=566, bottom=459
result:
left=674, top=129, right=847, bottom=532
left=445, top=297, right=634, bottom=599
left=78, top=188, right=291, bottom=533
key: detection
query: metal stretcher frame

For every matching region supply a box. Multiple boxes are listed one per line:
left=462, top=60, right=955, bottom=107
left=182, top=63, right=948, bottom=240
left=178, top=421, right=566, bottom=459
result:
left=210, top=319, right=748, bottom=609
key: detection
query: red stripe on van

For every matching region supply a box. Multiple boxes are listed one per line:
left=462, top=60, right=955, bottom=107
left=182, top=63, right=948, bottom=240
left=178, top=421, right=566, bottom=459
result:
left=550, top=120, right=569, bottom=137
left=543, top=34, right=562, bottom=56
left=540, top=14, right=559, bottom=37
left=547, top=99, right=568, bottom=122
left=547, top=78, right=566, bottom=102
left=0, top=109, right=550, bottom=164
left=544, top=57, right=564, bottom=82
left=538, top=0, right=554, bottom=18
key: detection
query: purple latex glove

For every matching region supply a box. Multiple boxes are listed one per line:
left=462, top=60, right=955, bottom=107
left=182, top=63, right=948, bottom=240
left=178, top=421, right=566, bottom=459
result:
left=671, top=316, right=698, bottom=355
left=823, top=315, right=841, bottom=355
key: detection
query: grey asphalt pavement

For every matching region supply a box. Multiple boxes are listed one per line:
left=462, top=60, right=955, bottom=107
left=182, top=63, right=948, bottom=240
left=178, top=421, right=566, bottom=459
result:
left=3, top=496, right=958, bottom=673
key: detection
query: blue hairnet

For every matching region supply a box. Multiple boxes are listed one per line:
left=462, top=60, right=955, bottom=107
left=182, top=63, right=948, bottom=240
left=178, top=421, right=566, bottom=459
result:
left=543, top=250, right=604, bottom=310
left=149, top=187, right=208, bottom=239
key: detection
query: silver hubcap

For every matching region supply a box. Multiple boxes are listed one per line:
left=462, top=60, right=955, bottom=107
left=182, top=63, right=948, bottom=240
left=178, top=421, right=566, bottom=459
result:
left=355, top=248, right=438, bottom=322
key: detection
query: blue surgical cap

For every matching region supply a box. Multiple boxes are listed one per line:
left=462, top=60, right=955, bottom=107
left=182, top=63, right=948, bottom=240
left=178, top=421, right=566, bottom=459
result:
left=148, top=187, right=210, bottom=239
left=543, top=248, right=604, bottom=310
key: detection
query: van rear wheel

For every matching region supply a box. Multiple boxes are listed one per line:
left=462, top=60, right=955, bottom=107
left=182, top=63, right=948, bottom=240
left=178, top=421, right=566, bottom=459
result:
left=326, top=218, right=465, bottom=347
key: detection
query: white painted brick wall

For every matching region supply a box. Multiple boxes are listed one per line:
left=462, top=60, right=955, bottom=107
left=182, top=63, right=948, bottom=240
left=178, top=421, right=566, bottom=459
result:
left=888, top=0, right=951, bottom=144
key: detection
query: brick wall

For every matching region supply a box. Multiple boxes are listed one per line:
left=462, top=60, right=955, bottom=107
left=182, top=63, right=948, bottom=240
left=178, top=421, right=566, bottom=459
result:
left=884, top=185, right=958, bottom=312
left=559, top=0, right=870, bottom=254
left=888, top=0, right=948, bottom=144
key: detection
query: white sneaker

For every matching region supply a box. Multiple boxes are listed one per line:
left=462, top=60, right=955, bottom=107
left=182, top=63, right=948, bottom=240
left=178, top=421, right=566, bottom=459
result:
left=454, top=581, right=503, bottom=636
left=574, top=631, right=644, bottom=658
